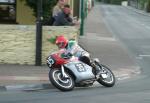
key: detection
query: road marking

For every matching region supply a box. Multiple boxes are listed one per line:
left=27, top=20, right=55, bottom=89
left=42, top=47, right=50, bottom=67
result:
left=140, top=24, right=150, bottom=29
left=139, top=55, right=150, bottom=57
left=14, top=76, right=48, bottom=80
left=117, top=76, right=130, bottom=81
left=136, top=56, right=143, bottom=59
left=146, top=26, right=150, bottom=29
left=141, top=24, right=145, bottom=26
left=80, top=35, right=116, bottom=41
left=0, top=76, right=48, bottom=81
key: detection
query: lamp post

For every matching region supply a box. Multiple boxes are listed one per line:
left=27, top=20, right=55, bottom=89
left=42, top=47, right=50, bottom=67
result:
left=137, top=0, right=138, bottom=9
left=80, top=0, right=85, bottom=36
left=35, top=0, right=43, bottom=66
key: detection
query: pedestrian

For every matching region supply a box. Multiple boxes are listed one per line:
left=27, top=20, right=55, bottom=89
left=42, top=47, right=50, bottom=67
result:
left=50, top=0, right=65, bottom=24
left=53, top=4, right=79, bottom=26
left=53, top=0, right=65, bottom=17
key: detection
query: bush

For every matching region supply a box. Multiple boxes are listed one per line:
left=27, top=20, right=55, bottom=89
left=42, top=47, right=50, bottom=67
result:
left=98, top=0, right=125, bottom=5
left=138, top=0, right=147, bottom=9
left=25, top=0, right=57, bottom=21
left=146, top=0, right=150, bottom=12
left=110, top=0, right=125, bottom=5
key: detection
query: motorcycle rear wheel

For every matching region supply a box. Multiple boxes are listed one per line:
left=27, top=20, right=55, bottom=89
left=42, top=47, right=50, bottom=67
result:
left=49, top=69, right=75, bottom=91
left=96, top=64, right=115, bottom=87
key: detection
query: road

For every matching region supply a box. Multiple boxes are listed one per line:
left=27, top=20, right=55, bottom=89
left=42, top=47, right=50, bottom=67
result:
left=100, top=5, right=150, bottom=75
left=0, top=4, right=150, bottom=103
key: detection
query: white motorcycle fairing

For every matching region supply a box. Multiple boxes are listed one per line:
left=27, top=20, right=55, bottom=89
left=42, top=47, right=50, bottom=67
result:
left=64, top=61, right=95, bottom=83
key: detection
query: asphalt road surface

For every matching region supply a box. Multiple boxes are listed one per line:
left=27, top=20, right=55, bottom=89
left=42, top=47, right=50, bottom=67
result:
left=0, top=4, right=150, bottom=103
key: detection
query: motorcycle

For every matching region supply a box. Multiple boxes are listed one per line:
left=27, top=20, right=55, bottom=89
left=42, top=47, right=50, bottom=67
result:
left=47, top=49, right=115, bottom=91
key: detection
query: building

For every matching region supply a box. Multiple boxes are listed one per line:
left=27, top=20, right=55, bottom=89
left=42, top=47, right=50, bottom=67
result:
left=0, top=0, right=81, bottom=25
left=0, top=0, right=37, bottom=24
left=0, top=0, right=93, bottom=25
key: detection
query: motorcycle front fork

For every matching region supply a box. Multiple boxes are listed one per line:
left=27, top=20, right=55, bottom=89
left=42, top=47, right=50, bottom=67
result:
left=61, top=65, right=69, bottom=79
left=91, top=61, right=102, bottom=78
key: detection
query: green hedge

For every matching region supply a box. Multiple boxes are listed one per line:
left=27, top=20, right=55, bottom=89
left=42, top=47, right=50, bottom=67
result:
left=110, top=0, right=124, bottom=5
left=98, top=0, right=125, bottom=5
left=146, top=0, right=150, bottom=12
left=25, top=0, right=57, bottom=21
left=138, top=0, right=150, bottom=12
left=138, top=0, right=147, bottom=9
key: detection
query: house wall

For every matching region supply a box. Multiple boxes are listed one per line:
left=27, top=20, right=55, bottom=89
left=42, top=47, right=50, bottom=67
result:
left=0, top=25, right=79, bottom=65
left=16, top=0, right=36, bottom=25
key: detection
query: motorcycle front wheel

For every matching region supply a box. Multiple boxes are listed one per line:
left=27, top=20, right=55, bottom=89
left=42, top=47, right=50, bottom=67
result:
left=96, top=64, right=115, bottom=87
left=49, top=69, right=75, bottom=91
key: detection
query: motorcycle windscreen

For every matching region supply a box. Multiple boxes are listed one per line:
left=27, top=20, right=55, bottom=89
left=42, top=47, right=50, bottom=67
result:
left=64, top=61, right=95, bottom=83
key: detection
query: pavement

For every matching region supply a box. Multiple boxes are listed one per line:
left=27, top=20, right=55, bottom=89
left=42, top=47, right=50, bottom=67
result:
left=0, top=4, right=145, bottom=92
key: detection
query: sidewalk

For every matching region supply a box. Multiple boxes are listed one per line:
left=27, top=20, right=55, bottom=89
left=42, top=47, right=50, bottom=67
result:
left=0, top=4, right=141, bottom=91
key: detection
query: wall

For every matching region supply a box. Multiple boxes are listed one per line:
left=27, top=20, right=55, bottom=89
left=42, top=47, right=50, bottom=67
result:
left=42, top=26, right=79, bottom=64
left=0, top=25, right=79, bottom=65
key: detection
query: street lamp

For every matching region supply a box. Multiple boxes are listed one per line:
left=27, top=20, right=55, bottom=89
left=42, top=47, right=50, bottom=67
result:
left=80, top=0, right=85, bottom=36
left=35, top=0, right=43, bottom=66
left=136, top=0, right=138, bottom=9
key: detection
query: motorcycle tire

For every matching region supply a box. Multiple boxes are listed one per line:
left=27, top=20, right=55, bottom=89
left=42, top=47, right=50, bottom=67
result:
left=96, top=64, right=115, bottom=87
left=49, top=69, right=75, bottom=91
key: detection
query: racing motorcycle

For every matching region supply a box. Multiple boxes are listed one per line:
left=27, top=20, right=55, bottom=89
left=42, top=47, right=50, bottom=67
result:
left=47, top=49, right=115, bottom=91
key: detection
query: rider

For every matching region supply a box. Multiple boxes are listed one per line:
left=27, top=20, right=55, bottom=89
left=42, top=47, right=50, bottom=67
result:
left=48, top=35, right=91, bottom=65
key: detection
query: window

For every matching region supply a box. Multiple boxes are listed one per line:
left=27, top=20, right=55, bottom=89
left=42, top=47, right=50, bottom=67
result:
left=0, top=0, right=16, bottom=24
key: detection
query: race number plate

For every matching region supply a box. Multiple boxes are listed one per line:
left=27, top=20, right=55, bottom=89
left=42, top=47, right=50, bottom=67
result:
left=75, top=63, right=86, bottom=72
left=47, top=56, right=55, bottom=67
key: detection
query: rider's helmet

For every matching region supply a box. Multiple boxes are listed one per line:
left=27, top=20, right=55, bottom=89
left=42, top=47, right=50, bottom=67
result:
left=55, top=35, right=68, bottom=49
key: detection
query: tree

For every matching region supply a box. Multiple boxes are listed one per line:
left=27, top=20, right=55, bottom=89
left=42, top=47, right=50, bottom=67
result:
left=146, top=0, right=150, bottom=12
left=97, top=0, right=125, bottom=5
left=25, top=0, right=57, bottom=21
left=110, top=0, right=124, bottom=5
left=138, top=0, right=146, bottom=9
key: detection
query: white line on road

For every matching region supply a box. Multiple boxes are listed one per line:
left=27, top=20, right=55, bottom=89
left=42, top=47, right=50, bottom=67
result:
left=14, top=76, right=48, bottom=80
left=0, top=76, right=48, bottom=81
left=146, top=26, right=150, bottom=29
left=141, top=24, right=145, bottom=26
left=80, top=35, right=116, bottom=41
left=117, top=76, right=130, bottom=81
left=139, top=55, right=150, bottom=57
